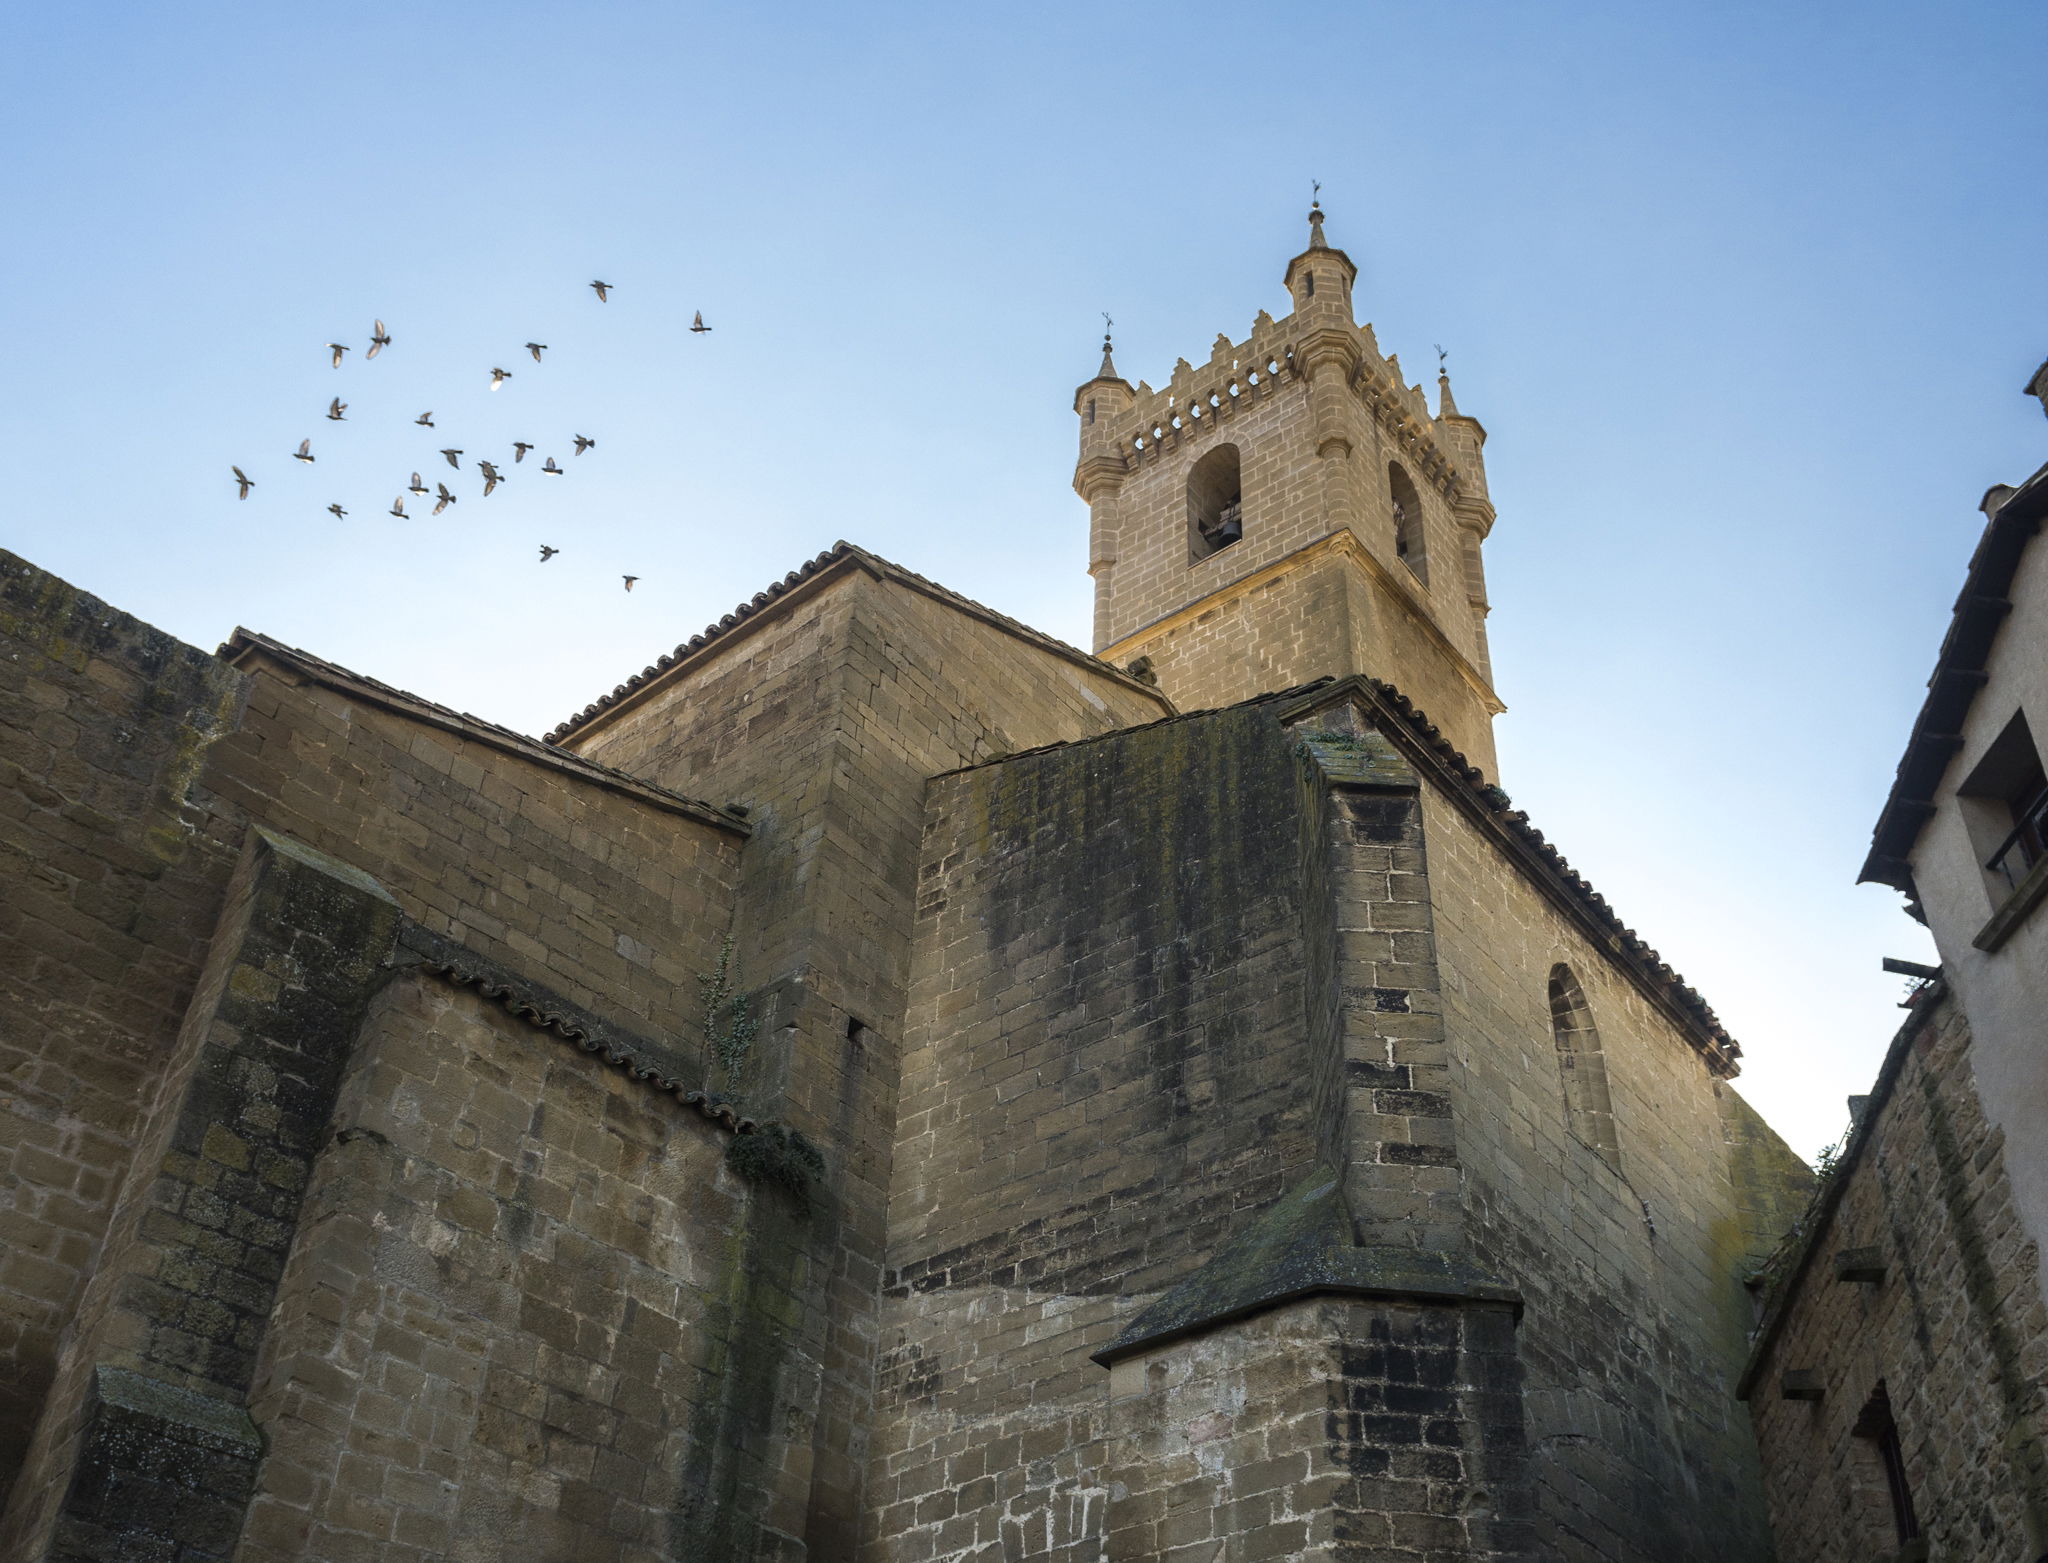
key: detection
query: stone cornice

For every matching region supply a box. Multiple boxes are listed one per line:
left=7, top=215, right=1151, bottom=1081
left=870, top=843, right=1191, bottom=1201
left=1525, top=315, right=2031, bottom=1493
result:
left=1351, top=357, right=1459, bottom=499
left=1099, top=529, right=1506, bottom=720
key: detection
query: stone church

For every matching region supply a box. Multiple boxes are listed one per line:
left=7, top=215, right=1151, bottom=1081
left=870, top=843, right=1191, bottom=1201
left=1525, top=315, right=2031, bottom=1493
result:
left=0, top=208, right=1815, bottom=1562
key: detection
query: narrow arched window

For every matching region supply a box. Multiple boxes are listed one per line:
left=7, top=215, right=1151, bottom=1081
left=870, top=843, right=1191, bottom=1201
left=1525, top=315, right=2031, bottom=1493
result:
left=1188, top=444, right=1243, bottom=563
left=1550, top=965, right=1620, bottom=1167
left=1389, top=463, right=1428, bottom=585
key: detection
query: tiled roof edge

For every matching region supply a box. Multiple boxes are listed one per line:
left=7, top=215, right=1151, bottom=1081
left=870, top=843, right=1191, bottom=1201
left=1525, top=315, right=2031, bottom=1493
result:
left=1861, top=463, right=2048, bottom=891
left=219, top=630, right=747, bottom=836
left=1284, top=675, right=1743, bottom=1072
left=542, top=542, right=1174, bottom=745
left=928, top=667, right=1740, bottom=1069
left=398, top=924, right=759, bottom=1134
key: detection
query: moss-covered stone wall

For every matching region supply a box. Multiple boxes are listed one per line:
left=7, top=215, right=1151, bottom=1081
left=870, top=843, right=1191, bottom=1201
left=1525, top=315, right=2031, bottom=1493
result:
left=871, top=697, right=1324, bottom=1560
left=0, top=550, right=747, bottom=1557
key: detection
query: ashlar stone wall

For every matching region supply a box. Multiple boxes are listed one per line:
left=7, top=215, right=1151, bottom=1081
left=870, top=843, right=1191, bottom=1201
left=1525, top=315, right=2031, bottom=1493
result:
left=1102, top=534, right=1501, bottom=780
left=1744, top=986, right=2048, bottom=1561
left=0, top=550, right=755, bottom=1560
left=872, top=678, right=1807, bottom=1563
left=1419, top=777, right=1805, bottom=1561
left=560, top=553, right=1172, bottom=1559
left=871, top=695, right=1326, bottom=1563
left=234, top=969, right=758, bottom=1563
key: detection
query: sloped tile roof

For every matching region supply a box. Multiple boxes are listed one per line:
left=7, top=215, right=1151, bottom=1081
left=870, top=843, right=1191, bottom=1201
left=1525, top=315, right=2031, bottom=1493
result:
left=220, top=629, right=746, bottom=834
left=543, top=541, right=1172, bottom=745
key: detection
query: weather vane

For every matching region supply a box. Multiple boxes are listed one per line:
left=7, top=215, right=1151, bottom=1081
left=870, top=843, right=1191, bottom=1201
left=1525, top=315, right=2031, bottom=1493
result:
left=1102, top=311, right=1113, bottom=346
left=1436, top=343, right=1448, bottom=372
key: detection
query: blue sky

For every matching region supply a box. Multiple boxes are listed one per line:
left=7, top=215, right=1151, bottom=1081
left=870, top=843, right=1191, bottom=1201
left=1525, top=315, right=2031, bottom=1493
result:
left=4, top=1, right=2042, bottom=1157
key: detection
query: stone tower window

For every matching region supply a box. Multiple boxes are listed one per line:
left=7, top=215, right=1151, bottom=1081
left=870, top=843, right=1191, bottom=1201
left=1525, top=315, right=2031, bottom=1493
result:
left=1389, top=463, right=1428, bottom=585
left=1549, top=964, right=1620, bottom=1168
left=1086, top=398, right=1097, bottom=425
left=1188, top=444, right=1244, bottom=562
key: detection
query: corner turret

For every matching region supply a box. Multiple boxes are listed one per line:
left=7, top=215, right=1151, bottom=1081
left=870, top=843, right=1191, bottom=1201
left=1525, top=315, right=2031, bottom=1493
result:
left=1282, top=201, right=1359, bottom=321
left=1432, top=364, right=1498, bottom=681
left=1075, top=328, right=1139, bottom=650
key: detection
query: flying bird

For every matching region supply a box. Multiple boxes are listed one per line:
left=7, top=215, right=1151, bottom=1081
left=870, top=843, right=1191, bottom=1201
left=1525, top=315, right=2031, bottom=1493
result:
left=590, top=280, right=612, bottom=302
left=415, top=411, right=435, bottom=428
left=433, top=483, right=456, bottom=516
left=490, top=367, right=513, bottom=390
left=541, top=457, right=563, bottom=475
left=327, top=503, right=347, bottom=521
left=390, top=496, right=407, bottom=519
left=539, top=545, right=559, bottom=562
left=512, top=441, right=533, bottom=463
left=573, top=435, right=595, bottom=456
left=232, top=466, right=254, bottom=499
left=525, top=343, right=547, bottom=363
left=327, top=343, right=350, bottom=368
left=293, top=439, right=315, bottom=464
left=408, top=471, right=429, bottom=496
left=367, top=321, right=391, bottom=359
left=439, top=448, right=463, bottom=469
left=690, top=311, right=711, bottom=334
left=327, top=397, right=346, bottom=421
left=479, top=460, right=503, bottom=496
left=622, top=575, right=638, bottom=591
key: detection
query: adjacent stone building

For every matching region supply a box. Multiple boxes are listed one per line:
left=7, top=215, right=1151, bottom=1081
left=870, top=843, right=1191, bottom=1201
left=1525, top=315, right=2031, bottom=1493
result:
left=1740, top=369, right=2048, bottom=1561
left=0, top=209, right=1813, bottom=1562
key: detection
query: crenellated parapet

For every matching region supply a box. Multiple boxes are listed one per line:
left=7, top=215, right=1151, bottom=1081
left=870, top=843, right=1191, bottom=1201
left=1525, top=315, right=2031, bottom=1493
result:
left=1077, top=308, right=1481, bottom=508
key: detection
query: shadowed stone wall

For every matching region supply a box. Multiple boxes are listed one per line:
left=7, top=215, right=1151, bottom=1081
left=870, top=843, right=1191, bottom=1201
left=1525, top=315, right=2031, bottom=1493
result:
left=0, top=551, right=749, bottom=1560
left=1744, top=986, right=2048, bottom=1560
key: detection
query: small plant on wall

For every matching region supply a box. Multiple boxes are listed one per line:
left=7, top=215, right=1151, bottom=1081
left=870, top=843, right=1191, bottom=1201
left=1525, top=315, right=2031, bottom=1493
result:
left=726, top=1123, right=827, bottom=1204
left=698, top=936, right=759, bottom=1098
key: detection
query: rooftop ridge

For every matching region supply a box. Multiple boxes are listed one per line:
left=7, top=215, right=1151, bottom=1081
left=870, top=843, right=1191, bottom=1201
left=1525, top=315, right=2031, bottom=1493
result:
left=543, top=542, right=1172, bottom=745
left=219, top=629, right=746, bottom=834
left=1862, top=459, right=2048, bottom=890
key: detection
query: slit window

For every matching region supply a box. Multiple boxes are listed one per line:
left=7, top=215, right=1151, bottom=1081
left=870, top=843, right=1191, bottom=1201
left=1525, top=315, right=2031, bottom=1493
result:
left=1188, top=443, right=1244, bottom=562
left=1549, top=965, right=1620, bottom=1169
left=1852, top=1383, right=1921, bottom=1547
left=1389, top=463, right=1428, bottom=585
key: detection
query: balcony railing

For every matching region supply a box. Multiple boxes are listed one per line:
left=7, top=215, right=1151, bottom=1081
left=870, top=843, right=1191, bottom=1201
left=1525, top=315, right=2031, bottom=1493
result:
left=1986, top=787, right=2048, bottom=893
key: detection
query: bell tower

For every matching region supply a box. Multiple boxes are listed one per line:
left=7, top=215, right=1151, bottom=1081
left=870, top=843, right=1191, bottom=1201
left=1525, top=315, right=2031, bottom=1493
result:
left=1075, top=203, right=1504, bottom=775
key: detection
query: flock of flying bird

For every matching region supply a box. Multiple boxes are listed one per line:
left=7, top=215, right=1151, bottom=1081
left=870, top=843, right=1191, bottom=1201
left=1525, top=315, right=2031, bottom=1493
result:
left=230, top=280, right=713, bottom=591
